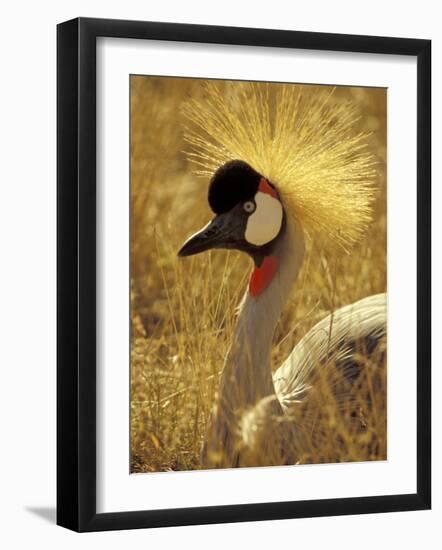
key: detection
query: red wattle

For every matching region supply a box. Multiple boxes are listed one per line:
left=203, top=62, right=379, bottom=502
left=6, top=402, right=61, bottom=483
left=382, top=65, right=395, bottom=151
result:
left=258, top=178, right=278, bottom=199
left=249, top=256, right=278, bottom=297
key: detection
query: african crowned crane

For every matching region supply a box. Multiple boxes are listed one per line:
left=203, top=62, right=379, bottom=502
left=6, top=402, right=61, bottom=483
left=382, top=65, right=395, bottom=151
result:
left=178, top=84, right=387, bottom=468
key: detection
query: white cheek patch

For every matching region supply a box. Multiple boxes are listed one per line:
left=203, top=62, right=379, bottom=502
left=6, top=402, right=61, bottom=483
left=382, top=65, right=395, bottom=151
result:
left=244, top=192, right=283, bottom=246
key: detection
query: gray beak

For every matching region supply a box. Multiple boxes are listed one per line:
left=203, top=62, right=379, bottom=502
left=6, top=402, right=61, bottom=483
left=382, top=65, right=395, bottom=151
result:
left=178, top=209, right=244, bottom=257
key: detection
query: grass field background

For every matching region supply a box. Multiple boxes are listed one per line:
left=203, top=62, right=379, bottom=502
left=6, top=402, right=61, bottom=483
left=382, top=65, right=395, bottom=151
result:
left=130, top=76, right=387, bottom=473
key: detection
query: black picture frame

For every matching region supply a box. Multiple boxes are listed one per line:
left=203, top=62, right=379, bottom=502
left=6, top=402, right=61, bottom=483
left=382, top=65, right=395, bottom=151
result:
left=57, top=17, right=431, bottom=532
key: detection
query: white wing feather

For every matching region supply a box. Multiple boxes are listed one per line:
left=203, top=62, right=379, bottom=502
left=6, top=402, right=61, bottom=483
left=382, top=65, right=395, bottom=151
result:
left=273, top=293, right=387, bottom=410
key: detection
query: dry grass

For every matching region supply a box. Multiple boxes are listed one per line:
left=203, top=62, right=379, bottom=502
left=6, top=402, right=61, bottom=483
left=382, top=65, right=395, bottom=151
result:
left=130, top=76, right=387, bottom=473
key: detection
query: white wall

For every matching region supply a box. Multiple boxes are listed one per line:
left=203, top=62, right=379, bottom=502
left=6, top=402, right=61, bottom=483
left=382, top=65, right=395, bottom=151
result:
left=0, top=1, right=439, bottom=548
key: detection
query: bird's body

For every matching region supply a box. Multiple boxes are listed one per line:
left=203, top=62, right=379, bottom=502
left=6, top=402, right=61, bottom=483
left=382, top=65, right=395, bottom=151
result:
left=239, top=293, right=386, bottom=468
left=177, top=83, right=386, bottom=469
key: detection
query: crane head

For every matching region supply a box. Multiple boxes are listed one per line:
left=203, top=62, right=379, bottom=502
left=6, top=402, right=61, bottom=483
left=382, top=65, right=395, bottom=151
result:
left=178, top=160, right=285, bottom=266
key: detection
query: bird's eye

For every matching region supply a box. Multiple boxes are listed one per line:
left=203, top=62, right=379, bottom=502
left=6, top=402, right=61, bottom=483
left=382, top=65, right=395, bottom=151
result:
left=243, top=201, right=256, bottom=214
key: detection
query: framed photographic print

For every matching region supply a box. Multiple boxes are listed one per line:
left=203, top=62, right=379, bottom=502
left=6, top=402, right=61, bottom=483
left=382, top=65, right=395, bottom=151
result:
left=57, top=17, right=431, bottom=532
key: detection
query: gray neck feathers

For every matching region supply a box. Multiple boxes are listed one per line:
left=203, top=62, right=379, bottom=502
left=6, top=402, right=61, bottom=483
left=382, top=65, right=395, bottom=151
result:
left=201, top=220, right=305, bottom=467
left=220, top=220, right=305, bottom=411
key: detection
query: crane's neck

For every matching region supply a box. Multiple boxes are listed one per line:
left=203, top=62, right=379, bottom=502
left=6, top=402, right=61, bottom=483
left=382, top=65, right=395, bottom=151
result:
left=202, top=220, right=305, bottom=468
left=221, top=219, right=305, bottom=411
